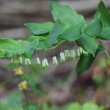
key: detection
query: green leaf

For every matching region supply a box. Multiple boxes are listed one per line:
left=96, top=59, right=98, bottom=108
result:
left=15, top=40, right=30, bottom=54
left=96, top=0, right=110, bottom=27
left=7, top=62, right=20, bottom=70
left=25, top=40, right=38, bottom=57
left=82, top=102, right=99, bottom=110
left=48, top=20, right=64, bottom=45
left=61, top=24, right=82, bottom=41
left=25, top=22, right=54, bottom=35
left=76, top=46, right=103, bottom=76
left=98, top=27, right=110, bottom=40
left=42, top=104, right=50, bottom=110
left=23, top=104, right=37, bottom=110
left=67, top=103, right=81, bottom=110
left=77, top=34, right=98, bottom=55
left=0, top=49, right=6, bottom=58
left=0, top=38, right=29, bottom=58
left=27, top=35, right=49, bottom=50
left=76, top=53, right=96, bottom=76
left=50, top=1, right=85, bottom=26
left=0, top=38, right=17, bottom=50
left=28, top=34, right=64, bottom=51
left=7, top=92, right=24, bottom=110
left=83, top=17, right=103, bottom=37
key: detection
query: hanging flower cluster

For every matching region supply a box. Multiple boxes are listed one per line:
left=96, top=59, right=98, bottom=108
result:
left=0, top=0, right=109, bottom=76
left=11, top=47, right=88, bottom=67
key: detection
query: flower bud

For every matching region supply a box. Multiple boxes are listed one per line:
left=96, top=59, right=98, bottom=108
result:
left=53, top=56, right=58, bottom=65
left=18, top=81, right=28, bottom=91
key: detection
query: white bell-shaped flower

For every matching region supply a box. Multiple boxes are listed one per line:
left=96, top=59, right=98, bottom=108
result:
left=79, top=47, right=83, bottom=55
left=25, top=58, right=31, bottom=65
left=11, top=58, right=14, bottom=62
left=64, top=50, right=71, bottom=58
left=77, top=48, right=81, bottom=57
left=82, top=49, right=88, bottom=55
left=60, top=52, right=66, bottom=62
left=19, top=56, right=23, bottom=64
left=53, top=56, right=58, bottom=65
left=42, top=59, right=49, bottom=67
left=36, top=57, right=41, bottom=65
left=70, top=49, right=76, bottom=59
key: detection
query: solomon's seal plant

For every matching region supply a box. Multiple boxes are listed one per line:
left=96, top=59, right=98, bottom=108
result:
left=0, top=0, right=110, bottom=76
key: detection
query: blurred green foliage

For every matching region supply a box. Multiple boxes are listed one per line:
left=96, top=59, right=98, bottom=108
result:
left=0, top=96, right=105, bottom=110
